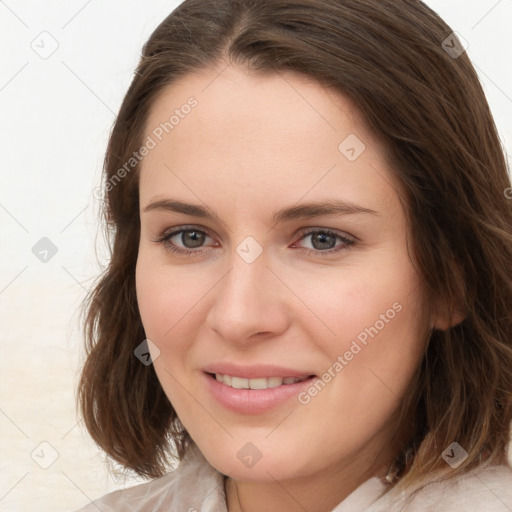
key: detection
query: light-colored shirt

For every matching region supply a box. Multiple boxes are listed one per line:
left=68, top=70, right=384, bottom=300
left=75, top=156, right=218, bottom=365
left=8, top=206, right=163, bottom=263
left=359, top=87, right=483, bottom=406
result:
left=73, top=443, right=512, bottom=511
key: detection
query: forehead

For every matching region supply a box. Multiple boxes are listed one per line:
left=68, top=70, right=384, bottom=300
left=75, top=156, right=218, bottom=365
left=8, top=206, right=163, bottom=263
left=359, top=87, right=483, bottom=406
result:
left=139, top=64, right=401, bottom=221
left=144, top=64, right=369, bottom=155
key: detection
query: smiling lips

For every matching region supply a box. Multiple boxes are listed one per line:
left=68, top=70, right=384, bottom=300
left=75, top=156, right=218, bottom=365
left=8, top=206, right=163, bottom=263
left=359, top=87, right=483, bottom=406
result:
left=212, top=373, right=310, bottom=390
left=202, top=363, right=317, bottom=414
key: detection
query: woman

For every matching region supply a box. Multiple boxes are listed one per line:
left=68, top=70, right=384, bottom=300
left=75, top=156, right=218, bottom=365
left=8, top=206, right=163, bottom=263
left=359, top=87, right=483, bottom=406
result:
left=73, top=0, right=512, bottom=510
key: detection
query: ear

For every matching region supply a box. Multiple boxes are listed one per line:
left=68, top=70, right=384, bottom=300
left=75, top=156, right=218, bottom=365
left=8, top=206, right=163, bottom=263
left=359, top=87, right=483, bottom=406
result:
left=430, top=309, right=465, bottom=331
left=429, top=293, right=466, bottom=331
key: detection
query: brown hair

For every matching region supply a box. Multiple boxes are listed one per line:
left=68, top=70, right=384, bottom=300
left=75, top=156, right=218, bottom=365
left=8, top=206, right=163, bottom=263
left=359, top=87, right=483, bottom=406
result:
left=77, top=0, right=512, bottom=501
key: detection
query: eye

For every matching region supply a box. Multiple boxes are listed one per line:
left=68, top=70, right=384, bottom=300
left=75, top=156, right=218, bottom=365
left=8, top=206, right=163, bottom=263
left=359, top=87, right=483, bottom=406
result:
left=152, top=226, right=216, bottom=255
left=292, top=228, right=355, bottom=257
left=153, top=226, right=355, bottom=257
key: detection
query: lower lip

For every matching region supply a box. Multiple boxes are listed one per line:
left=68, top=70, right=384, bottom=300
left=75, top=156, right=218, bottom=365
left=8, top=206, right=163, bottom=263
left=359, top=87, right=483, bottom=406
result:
left=202, top=372, right=316, bottom=415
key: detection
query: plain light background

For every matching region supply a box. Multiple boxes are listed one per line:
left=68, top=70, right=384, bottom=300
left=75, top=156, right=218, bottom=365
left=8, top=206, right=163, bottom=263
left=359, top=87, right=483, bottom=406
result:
left=1, top=1, right=511, bottom=510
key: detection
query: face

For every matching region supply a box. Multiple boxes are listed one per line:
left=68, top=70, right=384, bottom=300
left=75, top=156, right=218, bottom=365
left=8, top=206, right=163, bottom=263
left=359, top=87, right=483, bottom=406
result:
left=135, top=64, right=434, bottom=483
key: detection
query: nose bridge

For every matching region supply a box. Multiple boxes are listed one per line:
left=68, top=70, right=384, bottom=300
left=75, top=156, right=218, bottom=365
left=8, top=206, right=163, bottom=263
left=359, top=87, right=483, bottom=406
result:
left=206, top=238, right=287, bottom=341
left=220, top=242, right=269, bottom=315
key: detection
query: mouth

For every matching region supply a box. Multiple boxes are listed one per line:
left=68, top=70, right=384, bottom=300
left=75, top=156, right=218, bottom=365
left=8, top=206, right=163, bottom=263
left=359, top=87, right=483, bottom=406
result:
left=201, top=363, right=318, bottom=414
left=206, top=372, right=315, bottom=390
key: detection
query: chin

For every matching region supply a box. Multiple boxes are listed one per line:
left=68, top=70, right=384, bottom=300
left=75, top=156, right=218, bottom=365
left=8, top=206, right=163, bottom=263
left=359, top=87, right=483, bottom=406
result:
left=193, top=435, right=316, bottom=482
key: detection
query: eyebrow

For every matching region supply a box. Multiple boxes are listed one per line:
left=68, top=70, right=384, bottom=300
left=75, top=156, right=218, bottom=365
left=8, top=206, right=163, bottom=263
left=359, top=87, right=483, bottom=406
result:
left=143, top=198, right=379, bottom=223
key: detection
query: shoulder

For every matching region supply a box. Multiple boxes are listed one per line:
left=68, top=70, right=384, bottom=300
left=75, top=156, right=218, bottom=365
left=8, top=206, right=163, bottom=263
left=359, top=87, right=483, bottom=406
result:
left=435, top=464, right=512, bottom=511
left=71, top=469, right=179, bottom=512
left=371, top=463, right=512, bottom=512
left=71, top=444, right=227, bottom=512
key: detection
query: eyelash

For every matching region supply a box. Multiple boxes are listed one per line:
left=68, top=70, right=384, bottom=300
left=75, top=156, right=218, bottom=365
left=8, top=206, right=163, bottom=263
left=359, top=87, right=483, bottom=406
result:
left=152, top=225, right=356, bottom=257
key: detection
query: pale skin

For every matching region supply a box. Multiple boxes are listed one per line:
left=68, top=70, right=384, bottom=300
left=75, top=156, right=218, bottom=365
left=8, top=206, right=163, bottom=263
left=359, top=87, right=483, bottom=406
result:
left=135, top=63, right=461, bottom=512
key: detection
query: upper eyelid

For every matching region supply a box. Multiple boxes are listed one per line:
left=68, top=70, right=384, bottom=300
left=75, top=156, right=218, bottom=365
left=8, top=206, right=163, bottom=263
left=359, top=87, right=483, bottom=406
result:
left=165, top=225, right=216, bottom=240
left=161, top=225, right=355, bottom=244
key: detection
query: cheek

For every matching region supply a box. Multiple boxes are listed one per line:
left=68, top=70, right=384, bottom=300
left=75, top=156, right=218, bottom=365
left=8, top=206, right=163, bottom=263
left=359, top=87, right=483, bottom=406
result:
left=135, top=252, right=220, bottom=379
left=136, top=251, right=200, bottom=341
left=331, top=284, right=424, bottom=354
left=317, top=278, right=428, bottom=421
left=293, top=259, right=426, bottom=355
left=136, top=263, right=173, bottom=341
left=309, top=257, right=428, bottom=399
left=135, top=258, right=198, bottom=406
left=292, top=280, right=427, bottom=463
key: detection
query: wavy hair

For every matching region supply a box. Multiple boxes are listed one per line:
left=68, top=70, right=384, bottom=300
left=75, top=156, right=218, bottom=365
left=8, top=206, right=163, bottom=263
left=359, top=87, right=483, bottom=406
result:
left=77, top=0, right=512, bottom=501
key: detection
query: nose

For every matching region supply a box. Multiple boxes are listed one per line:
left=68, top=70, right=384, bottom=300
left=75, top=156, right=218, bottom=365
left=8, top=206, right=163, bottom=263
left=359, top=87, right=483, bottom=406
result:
left=205, top=244, right=290, bottom=346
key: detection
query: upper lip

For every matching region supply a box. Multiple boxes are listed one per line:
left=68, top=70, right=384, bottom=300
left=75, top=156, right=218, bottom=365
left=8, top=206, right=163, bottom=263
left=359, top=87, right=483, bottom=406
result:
left=202, top=363, right=315, bottom=379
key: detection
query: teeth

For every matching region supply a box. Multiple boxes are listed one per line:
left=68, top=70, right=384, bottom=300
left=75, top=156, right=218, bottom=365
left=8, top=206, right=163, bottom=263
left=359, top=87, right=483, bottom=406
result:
left=231, top=376, right=249, bottom=389
left=249, top=378, right=267, bottom=390
left=214, top=373, right=308, bottom=389
left=267, top=377, right=283, bottom=388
